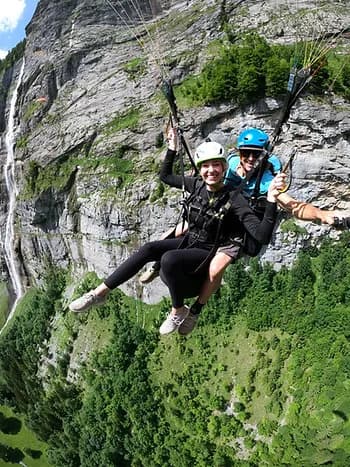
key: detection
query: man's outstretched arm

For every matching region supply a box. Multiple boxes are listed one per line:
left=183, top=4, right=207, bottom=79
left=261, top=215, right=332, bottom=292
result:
left=276, top=192, right=342, bottom=225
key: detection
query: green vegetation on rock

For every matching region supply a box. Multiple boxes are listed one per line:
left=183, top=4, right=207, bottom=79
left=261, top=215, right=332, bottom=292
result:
left=175, top=32, right=350, bottom=108
left=280, top=218, right=308, bottom=235
left=0, top=283, right=9, bottom=329
left=21, top=144, right=137, bottom=199
left=103, top=108, right=141, bottom=135
left=123, top=57, right=146, bottom=80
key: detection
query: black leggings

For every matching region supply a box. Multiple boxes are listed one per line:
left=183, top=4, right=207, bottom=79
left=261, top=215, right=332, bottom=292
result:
left=104, top=237, right=209, bottom=308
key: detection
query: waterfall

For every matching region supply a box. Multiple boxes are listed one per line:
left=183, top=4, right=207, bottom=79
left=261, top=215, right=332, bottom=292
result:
left=1, top=59, right=25, bottom=333
left=69, top=19, right=75, bottom=47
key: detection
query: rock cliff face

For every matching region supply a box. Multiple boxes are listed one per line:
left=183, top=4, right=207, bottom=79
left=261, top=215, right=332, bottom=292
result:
left=0, top=0, right=349, bottom=303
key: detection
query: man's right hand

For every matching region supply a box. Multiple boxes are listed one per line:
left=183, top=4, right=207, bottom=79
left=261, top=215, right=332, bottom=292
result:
left=267, top=173, right=287, bottom=202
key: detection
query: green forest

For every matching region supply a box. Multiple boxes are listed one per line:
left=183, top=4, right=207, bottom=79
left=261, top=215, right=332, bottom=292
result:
left=1, top=233, right=350, bottom=466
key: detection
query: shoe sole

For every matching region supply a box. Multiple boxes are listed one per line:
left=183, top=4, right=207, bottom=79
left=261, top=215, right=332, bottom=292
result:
left=139, top=273, right=159, bottom=284
left=69, top=298, right=105, bottom=313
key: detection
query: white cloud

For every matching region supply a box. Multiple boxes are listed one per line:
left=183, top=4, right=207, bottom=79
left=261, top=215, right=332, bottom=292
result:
left=0, top=50, right=8, bottom=59
left=0, top=0, right=26, bottom=33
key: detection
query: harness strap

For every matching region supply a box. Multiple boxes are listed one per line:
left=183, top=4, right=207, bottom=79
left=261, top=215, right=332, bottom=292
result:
left=162, top=79, right=198, bottom=174
left=251, top=152, right=269, bottom=201
left=191, top=198, right=234, bottom=274
left=232, top=151, right=269, bottom=200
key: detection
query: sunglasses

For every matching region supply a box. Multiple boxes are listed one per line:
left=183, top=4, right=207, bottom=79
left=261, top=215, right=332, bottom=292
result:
left=239, top=149, right=263, bottom=158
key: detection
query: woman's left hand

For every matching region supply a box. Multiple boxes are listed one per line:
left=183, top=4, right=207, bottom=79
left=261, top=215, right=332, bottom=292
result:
left=267, top=173, right=287, bottom=202
left=167, top=127, right=178, bottom=151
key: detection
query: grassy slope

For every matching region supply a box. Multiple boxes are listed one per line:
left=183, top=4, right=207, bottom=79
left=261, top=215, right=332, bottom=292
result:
left=0, top=405, right=50, bottom=467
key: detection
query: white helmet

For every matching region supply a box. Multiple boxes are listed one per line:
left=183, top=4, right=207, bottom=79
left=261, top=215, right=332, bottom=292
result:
left=194, top=141, right=226, bottom=168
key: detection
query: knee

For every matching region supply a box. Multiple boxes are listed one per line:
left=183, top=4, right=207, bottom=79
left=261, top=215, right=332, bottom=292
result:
left=138, top=241, right=157, bottom=257
left=160, top=251, right=177, bottom=274
left=209, top=255, right=230, bottom=282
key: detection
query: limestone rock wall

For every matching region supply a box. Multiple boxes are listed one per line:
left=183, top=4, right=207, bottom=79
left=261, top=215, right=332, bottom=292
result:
left=0, top=0, right=349, bottom=303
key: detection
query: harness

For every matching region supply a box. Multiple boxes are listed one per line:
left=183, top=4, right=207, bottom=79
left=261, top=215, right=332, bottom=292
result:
left=185, top=184, right=228, bottom=241
left=180, top=181, right=240, bottom=272
left=247, top=160, right=276, bottom=217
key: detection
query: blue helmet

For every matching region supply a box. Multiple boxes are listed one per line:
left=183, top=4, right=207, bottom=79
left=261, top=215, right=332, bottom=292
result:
left=237, top=128, right=270, bottom=150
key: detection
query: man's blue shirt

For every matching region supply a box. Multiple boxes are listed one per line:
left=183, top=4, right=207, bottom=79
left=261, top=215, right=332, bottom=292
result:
left=224, top=153, right=282, bottom=195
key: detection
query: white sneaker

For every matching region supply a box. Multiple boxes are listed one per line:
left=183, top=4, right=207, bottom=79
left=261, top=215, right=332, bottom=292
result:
left=69, top=290, right=106, bottom=313
left=159, top=306, right=189, bottom=335
left=139, top=263, right=160, bottom=284
left=178, top=312, right=199, bottom=336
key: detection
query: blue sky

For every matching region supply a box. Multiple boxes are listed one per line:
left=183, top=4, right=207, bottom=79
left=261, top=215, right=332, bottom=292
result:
left=0, top=0, right=40, bottom=59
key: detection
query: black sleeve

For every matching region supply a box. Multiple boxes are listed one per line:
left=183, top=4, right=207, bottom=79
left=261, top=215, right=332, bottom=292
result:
left=160, top=149, right=197, bottom=192
left=233, top=193, right=277, bottom=244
